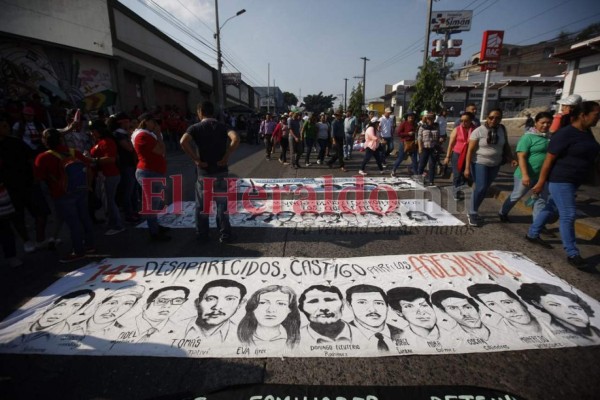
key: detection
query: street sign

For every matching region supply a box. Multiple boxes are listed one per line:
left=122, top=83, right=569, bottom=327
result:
left=480, top=31, right=504, bottom=62
left=432, top=39, right=462, bottom=46
left=432, top=48, right=462, bottom=57
left=430, top=11, right=473, bottom=32
left=223, top=72, right=241, bottom=86
left=480, top=62, right=498, bottom=71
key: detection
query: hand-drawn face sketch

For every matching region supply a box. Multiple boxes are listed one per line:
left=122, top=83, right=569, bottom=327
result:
left=468, top=284, right=541, bottom=335
left=196, top=279, right=247, bottom=330
left=237, top=285, right=301, bottom=348
left=346, top=285, right=388, bottom=330
left=274, top=211, right=302, bottom=227
left=432, top=290, right=490, bottom=341
left=359, top=211, right=384, bottom=227
left=300, top=285, right=344, bottom=324
left=299, top=285, right=352, bottom=344
left=71, top=286, right=144, bottom=338
left=245, top=212, right=274, bottom=225
left=144, top=286, right=189, bottom=323
left=318, top=212, right=341, bottom=225
left=517, top=283, right=599, bottom=339
left=388, top=287, right=439, bottom=340
left=340, top=212, right=359, bottom=226
left=31, top=290, right=95, bottom=333
left=406, top=210, right=437, bottom=222
left=299, top=211, right=320, bottom=227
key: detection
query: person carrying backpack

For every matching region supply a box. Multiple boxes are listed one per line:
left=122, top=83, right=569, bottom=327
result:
left=34, top=129, right=95, bottom=263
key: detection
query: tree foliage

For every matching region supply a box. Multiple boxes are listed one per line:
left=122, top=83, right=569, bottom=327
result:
left=282, top=91, right=299, bottom=108
left=302, top=92, right=337, bottom=114
left=347, top=82, right=364, bottom=116
left=409, top=59, right=444, bottom=115
left=576, top=23, right=600, bottom=41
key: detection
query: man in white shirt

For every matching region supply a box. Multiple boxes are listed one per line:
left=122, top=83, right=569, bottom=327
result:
left=378, top=108, right=394, bottom=165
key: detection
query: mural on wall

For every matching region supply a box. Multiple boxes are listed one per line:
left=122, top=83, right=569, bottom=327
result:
left=0, top=40, right=115, bottom=114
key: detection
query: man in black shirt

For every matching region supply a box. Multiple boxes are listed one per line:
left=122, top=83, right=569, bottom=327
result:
left=180, top=101, right=239, bottom=243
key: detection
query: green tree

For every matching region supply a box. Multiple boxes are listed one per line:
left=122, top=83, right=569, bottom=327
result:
left=347, top=82, right=364, bottom=116
left=302, top=92, right=337, bottom=114
left=409, top=59, right=444, bottom=115
left=576, top=23, right=600, bottom=41
left=282, top=91, right=299, bottom=109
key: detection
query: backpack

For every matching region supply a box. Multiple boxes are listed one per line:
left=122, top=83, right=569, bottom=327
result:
left=47, top=149, right=90, bottom=194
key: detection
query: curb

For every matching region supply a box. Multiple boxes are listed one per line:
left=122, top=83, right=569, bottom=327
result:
left=489, top=185, right=600, bottom=242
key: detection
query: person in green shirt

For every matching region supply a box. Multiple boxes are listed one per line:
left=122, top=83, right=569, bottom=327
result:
left=301, top=114, right=318, bottom=166
left=498, top=112, right=552, bottom=222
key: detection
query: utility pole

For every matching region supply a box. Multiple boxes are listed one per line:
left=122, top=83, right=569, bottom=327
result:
left=423, top=0, right=433, bottom=68
left=360, top=57, right=369, bottom=111
left=267, top=63, right=270, bottom=114
left=343, top=78, right=348, bottom=112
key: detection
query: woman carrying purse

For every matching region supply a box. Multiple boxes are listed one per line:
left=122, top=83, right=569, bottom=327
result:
left=444, top=112, right=475, bottom=200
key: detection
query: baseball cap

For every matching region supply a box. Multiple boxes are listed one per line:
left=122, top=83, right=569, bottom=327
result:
left=557, top=94, right=582, bottom=106
left=370, top=117, right=379, bottom=123
left=384, top=107, right=392, bottom=113
left=138, top=112, right=156, bottom=122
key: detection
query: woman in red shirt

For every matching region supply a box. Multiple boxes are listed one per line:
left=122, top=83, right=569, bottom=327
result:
left=391, top=112, right=418, bottom=177
left=89, top=119, right=124, bottom=236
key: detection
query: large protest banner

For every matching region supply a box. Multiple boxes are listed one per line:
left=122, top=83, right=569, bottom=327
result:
left=139, top=199, right=463, bottom=229
left=235, top=176, right=425, bottom=192
left=1, top=251, right=598, bottom=358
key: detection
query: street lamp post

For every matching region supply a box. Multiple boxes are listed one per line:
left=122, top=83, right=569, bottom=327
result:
left=214, top=0, right=245, bottom=121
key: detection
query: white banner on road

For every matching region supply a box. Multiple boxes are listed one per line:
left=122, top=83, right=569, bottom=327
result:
left=236, top=177, right=425, bottom=192
left=138, top=199, right=464, bottom=229
left=1, top=252, right=599, bottom=358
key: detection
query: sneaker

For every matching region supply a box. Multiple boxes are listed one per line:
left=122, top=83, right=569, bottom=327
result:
left=567, top=255, right=590, bottom=270
left=454, top=191, right=465, bottom=201
left=317, top=160, right=322, bottom=165
left=382, top=164, right=387, bottom=168
left=24, top=241, right=36, bottom=254
left=59, top=253, right=86, bottom=264
left=390, top=171, right=396, bottom=177
left=283, top=162, right=289, bottom=165
left=498, top=213, right=510, bottom=223
left=266, top=156, right=271, bottom=161
left=278, top=159, right=283, bottom=164
left=7, top=257, right=23, bottom=268
left=305, top=163, right=312, bottom=167
left=340, top=167, right=348, bottom=172
left=540, top=227, right=557, bottom=238
left=105, top=228, right=126, bottom=236
left=467, top=214, right=479, bottom=227
left=525, top=234, right=553, bottom=249
left=358, top=170, right=367, bottom=176
left=219, top=235, right=233, bottom=244
left=380, top=170, right=385, bottom=175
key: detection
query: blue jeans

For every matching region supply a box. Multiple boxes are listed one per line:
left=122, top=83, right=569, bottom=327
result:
left=381, top=137, right=393, bottom=161
left=392, top=141, right=418, bottom=174
left=500, top=176, right=546, bottom=220
left=120, top=166, right=138, bottom=218
left=54, top=190, right=94, bottom=255
left=344, top=133, right=354, bottom=158
left=418, top=148, right=436, bottom=184
left=451, top=152, right=467, bottom=196
left=196, top=175, right=231, bottom=239
left=305, top=138, right=315, bottom=164
left=136, top=169, right=166, bottom=235
left=529, top=182, right=579, bottom=257
left=317, top=138, right=329, bottom=163
left=104, top=175, right=123, bottom=230
left=469, top=163, right=500, bottom=216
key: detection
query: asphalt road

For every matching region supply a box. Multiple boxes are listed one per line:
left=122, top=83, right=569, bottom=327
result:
left=1, top=142, right=599, bottom=400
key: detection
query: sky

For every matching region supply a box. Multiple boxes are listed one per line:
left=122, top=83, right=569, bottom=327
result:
left=119, top=0, right=599, bottom=108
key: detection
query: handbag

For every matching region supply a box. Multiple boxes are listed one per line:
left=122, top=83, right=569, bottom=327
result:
left=0, top=184, right=15, bottom=218
left=404, top=140, right=416, bottom=153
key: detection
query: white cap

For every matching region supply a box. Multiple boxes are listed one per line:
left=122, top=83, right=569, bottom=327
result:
left=557, top=94, right=582, bottom=106
left=370, top=117, right=379, bottom=123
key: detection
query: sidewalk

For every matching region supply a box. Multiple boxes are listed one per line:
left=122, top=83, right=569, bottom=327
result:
left=489, top=163, right=600, bottom=242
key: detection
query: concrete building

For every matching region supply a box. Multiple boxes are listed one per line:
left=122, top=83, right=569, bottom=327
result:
left=253, top=86, right=284, bottom=114
left=0, top=0, right=256, bottom=123
left=553, top=35, right=600, bottom=102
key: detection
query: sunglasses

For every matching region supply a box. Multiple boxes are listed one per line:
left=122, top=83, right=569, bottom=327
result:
left=487, top=116, right=502, bottom=121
